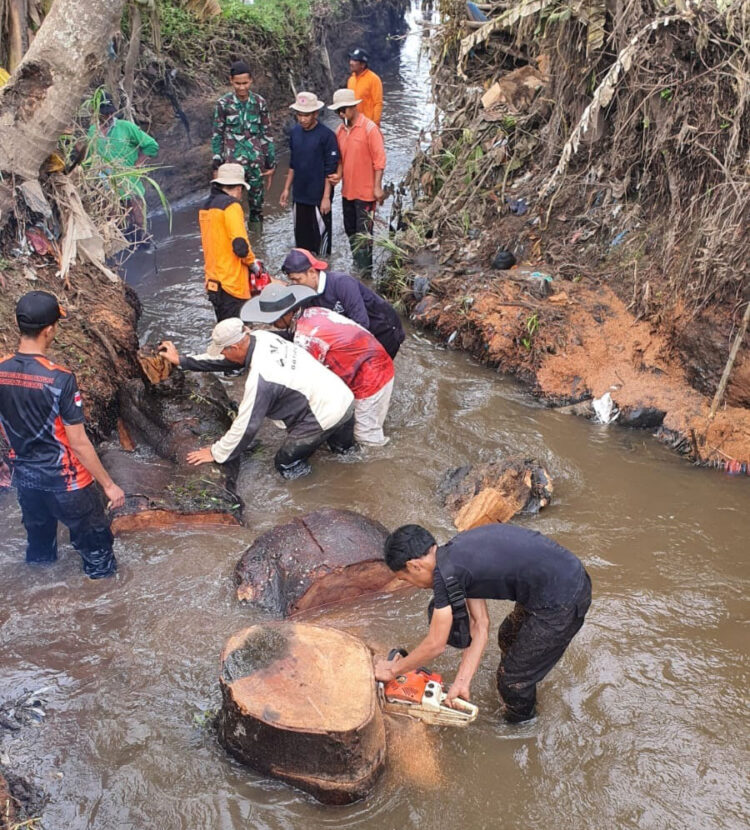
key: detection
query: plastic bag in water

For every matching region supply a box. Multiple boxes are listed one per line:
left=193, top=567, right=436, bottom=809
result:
left=592, top=392, right=618, bottom=424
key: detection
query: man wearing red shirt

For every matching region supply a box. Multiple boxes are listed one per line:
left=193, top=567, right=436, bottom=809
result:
left=328, top=88, right=386, bottom=277
left=243, top=283, right=394, bottom=445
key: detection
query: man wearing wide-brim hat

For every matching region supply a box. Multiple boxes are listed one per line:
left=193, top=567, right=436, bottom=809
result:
left=243, top=283, right=394, bottom=446
left=327, top=88, right=386, bottom=278
left=279, top=91, right=339, bottom=256
left=199, top=162, right=264, bottom=323
left=158, top=310, right=356, bottom=480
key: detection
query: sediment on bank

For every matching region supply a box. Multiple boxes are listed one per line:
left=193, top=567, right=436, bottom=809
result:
left=386, top=0, right=750, bottom=470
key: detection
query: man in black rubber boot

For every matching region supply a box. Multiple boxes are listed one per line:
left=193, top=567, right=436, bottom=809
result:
left=374, top=523, right=591, bottom=722
left=0, top=291, right=125, bottom=579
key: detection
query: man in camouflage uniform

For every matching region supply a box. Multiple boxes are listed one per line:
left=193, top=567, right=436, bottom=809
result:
left=211, top=61, right=276, bottom=223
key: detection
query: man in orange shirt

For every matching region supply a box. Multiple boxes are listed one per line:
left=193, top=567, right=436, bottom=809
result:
left=328, top=89, right=386, bottom=277
left=199, top=162, right=263, bottom=321
left=346, top=48, right=383, bottom=126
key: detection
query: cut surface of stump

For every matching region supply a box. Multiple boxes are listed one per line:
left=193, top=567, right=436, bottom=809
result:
left=218, top=623, right=385, bottom=804
left=440, top=456, right=553, bottom=531
left=234, top=508, right=401, bottom=615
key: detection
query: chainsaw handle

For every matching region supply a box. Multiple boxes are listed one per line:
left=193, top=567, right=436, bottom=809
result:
left=387, top=647, right=408, bottom=662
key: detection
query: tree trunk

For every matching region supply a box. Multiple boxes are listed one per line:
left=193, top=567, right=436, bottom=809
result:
left=0, top=0, right=127, bottom=181
left=218, top=623, right=386, bottom=805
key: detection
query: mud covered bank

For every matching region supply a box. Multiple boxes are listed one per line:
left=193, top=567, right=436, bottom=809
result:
left=388, top=0, right=750, bottom=471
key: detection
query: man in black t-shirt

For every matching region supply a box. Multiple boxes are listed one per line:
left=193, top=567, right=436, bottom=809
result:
left=374, top=523, right=592, bottom=722
left=0, top=291, right=125, bottom=578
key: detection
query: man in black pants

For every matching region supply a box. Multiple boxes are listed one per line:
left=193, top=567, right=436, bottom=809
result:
left=374, top=523, right=592, bottom=722
left=0, top=291, right=125, bottom=578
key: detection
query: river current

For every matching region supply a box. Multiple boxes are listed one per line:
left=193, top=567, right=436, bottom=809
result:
left=1, top=5, right=748, bottom=829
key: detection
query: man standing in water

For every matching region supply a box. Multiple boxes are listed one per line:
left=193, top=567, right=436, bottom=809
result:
left=281, top=247, right=405, bottom=358
left=374, top=523, right=591, bottom=722
left=346, top=48, right=383, bottom=126
left=199, top=162, right=263, bottom=322
left=0, top=291, right=125, bottom=579
left=280, top=92, right=339, bottom=256
left=328, top=89, right=386, bottom=277
left=211, top=61, right=276, bottom=223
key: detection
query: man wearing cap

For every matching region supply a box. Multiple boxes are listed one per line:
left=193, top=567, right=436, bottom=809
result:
left=200, top=162, right=264, bottom=322
left=0, top=291, right=125, bottom=579
left=281, top=247, right=405, bottom=358
left=244, top=283, right=394, bottom=445
left=328, top=89, right=386, bottom=277
left=346, top=48, right=383, bottom=126
left=212, top=61, right=276, bottom=223
left=158, top=318, right=356, bottom=480
left=86, top=90, right=159, bottom=238
left=279, top=92, right=339, bottom=256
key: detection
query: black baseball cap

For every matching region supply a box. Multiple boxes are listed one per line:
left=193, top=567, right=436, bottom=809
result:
left=348, top=48, right=369, bottom=63
left=281, top=248, right=328, bottom=274
left=98, top=91, right=116, bottom=115
left=15, top=291, right=66, bottom=328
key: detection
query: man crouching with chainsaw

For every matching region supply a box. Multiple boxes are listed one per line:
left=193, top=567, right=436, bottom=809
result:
left=374, top=523, right=592, bottom=723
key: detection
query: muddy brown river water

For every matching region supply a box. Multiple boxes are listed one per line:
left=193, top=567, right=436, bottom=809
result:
left=1, top=6, right=749, bottom=828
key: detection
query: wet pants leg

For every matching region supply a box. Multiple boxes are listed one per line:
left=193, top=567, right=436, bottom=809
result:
left=353, top=380, right=393, bottom=445
left=293, top=202, right=332, bottom=255
left=246, top=178, right=265, bottom=224
left=274, top=406, right=356, bottom=479
left=17, top=486, right=59, bottom=563
left=342, top=197, right=375, bottom=277
left=496, top=573, right=592, bottom=722
left=208, top=285, right=245, bottom=322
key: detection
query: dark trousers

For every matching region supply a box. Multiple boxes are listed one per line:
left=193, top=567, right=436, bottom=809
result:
left=274, top=407, right=356, bottom=476
left=17, top=484, right=117, bottom=579
left=496, top=571, right=591, bottom=722
left=208, top=284, right=245, bottom=322
left=293, top=202, right=332, bottom=256
left=342, top=197, right=375, bottom=277
left=376, top=324, right=405, bottom=359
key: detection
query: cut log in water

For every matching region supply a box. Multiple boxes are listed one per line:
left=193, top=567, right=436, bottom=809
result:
left=217, top=623, right=386, bottom=804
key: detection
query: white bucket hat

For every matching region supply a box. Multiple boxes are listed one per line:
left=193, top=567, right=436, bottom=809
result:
left=290, top=91, right=325, bottom=113
left=328, top=88, right=362, bottom=111
left=206, top=318, right=249, bottom=357
left=213, top=162, right=249, bottom=190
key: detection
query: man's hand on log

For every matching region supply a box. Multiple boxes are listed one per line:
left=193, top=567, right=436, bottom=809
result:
left=187, top=447, right=215, bottom=466
left=104, top=481, right=126, bottom=510
left=158, top=341, right=180, bottom=365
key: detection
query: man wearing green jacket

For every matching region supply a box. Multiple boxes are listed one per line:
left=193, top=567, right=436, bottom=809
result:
left=86, top=92, right=159, bottom=238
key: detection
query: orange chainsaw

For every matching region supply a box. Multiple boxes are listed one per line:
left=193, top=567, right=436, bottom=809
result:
left=377, top=648, right=478, bottom=727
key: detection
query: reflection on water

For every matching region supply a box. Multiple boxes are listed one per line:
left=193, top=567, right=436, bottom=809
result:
left=1, top=5, right=749, bottom=829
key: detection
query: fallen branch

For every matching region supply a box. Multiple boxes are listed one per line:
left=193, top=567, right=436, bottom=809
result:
left=708, top=300, right=750, bottom=420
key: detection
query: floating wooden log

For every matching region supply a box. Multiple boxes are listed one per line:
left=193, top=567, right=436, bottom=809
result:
left=217, top=623, right=386, bottom=804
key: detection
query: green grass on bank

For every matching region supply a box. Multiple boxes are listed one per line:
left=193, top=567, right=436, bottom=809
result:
left=155, top=0, right=343, bottom=70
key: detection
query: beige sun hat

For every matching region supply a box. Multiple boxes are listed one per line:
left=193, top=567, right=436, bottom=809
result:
left=290, top=91, right=325, bottom=113
left=328, top=88, right=362, bottom=111
left=213, top=162, right=249, bottom=190
left=206, top=318, right=250, bottom=357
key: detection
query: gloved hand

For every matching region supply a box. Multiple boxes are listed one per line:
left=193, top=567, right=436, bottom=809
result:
left=250, top=261, right=261, bottom=276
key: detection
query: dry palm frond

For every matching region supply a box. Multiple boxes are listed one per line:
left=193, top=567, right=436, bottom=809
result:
left=180, top=0, right=221, bottom=20
left=539, top=13, right=686, bottom=198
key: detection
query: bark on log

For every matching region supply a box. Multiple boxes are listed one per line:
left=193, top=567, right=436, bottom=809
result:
left=0, top=0, right=127, bottom=181
left=234, top=508, right=402, bottom=615
left=218, top=623, right=386, bottom=805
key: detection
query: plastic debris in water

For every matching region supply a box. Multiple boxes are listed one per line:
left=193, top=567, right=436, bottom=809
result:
left=592, top=392, right=618, bottom=424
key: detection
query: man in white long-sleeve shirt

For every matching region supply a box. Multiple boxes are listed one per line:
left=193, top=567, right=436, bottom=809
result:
left=159, top=317, right=355, bottom=480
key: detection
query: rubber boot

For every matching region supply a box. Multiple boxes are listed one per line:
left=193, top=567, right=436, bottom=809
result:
left=278, top=459, right=312, bottom=480
left=81, top=548, right=117, bottom=579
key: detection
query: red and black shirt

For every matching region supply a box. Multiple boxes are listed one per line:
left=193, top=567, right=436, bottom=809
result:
left=0, top=353, right=93, bottom=491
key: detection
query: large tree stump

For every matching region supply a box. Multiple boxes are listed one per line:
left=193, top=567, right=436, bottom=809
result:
left=234, top=508, right=401, bottom=615
left=217, top=623, right=386, bottom=804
